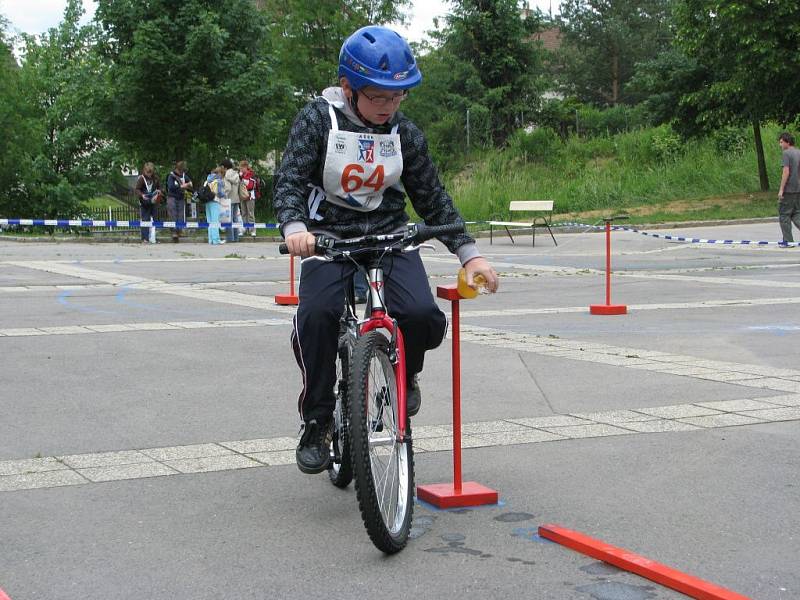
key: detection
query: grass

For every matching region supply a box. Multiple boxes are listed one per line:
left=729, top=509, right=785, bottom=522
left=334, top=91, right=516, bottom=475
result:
left=83, top=194, right=129, bottom=210
left=445, top=123, right=784, bottom=225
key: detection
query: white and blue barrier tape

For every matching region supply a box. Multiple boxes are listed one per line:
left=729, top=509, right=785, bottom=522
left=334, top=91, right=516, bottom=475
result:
left=0, top=219, right=278, bottom=230
left=552, top=221, right=793, bottom=247
left=1, top=218, right=791, bottom=246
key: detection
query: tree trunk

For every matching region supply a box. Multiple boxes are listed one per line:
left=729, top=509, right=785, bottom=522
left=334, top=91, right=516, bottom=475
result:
left=753, top=120, right=769, bottom=191
left=611, top=51, right=620, bottom=106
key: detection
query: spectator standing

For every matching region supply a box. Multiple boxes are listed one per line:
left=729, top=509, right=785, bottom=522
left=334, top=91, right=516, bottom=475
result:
left=223, top=159, right=242, bottom=242
left=205, top=166, right=227, bottom=245
left=166, top=160, right=193, bottom=243
left=134, top=162, right=162, bottom=244
left=239, top=160, right=257, bottom=237
left=778, top=132, right=800, bottom=245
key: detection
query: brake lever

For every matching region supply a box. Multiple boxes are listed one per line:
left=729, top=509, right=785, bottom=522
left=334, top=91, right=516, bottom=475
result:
left=403, top=243, right=436, bottom=252
left=300, top=255, right=334, bottom=264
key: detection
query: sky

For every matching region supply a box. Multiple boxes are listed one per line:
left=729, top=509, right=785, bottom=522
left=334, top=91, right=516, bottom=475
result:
left=2, top=0, right=558, bottom=42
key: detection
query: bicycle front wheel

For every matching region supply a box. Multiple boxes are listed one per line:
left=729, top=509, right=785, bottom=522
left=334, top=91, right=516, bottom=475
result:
left=348, top=331, right=414, bottom=553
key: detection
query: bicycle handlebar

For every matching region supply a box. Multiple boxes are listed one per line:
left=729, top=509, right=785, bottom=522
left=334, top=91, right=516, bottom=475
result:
left=278, top=222, right=466, bottom=255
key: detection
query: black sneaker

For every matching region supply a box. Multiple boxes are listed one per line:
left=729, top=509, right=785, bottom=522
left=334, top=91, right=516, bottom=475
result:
left=407, top=374, right=422, bottom=417
left=296, top=419, right=332, bottom=474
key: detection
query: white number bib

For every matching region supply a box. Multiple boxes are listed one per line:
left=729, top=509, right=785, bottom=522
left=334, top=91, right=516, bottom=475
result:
left=317, top=102, right=403, bottom=213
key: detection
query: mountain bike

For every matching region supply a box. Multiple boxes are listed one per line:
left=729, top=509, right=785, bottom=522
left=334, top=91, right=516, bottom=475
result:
left=280, top=222, right=465, bottom=553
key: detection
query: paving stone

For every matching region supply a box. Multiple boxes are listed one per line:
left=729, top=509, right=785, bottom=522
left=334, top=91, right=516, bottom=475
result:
left=412, top=425, right=453, bottom=439
left=0, top=457, right=69, bottom=477
left=508, top=415, right=592, bottom=428
left=471, top=429, right=565, bottom=447
left=58, top=450, right=153, bottom=468
left=164, top=454, right=260, bottom=474
left=620, top=420, right=702, bottom=433
left=697, top=372, right=765, bottom=382
left=0, top=470, right=87, bottom=492
left=625, top=362, right=676, bottom=371
left=732, top=366, right=800, bottom=378
left=219, top=437, right=296, bottom=453
left=0, top=328, right=47, bottom=336
left=84, top=324, right=135, bottom=332
left=735, top=407, right=800, bottom=422
left=140, top=444, right=233, bottom=461
left=636, top=405, right=723, bottom=419
left=694, top=399, right=783, bottom=412
left=540, top=424, right=636, bottom=439
left=678, top=413, right=765, bottom=428
left=736, top=378, right=800, bottom=392
left=756, top=394, right=800, bottom=406
left=247, top=450, right=298, bottom=466
left=37, top=326, right=92, bottom=335
left=462, top=420, right=529, bottom=435
left=414, top=436, right=472, bottom=452
left=570, top=410, right=658, bottom=423
left=123, top=322, right=180, bottom=331
left=78, top=462, right=177, bottom=483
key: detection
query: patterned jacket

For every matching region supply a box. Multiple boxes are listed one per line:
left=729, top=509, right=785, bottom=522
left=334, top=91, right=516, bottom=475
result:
left=273, top=88, right=478, bottom=263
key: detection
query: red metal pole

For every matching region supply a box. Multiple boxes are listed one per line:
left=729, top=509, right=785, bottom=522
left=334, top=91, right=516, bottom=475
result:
left=451, top=297, right=462, bottom=493
left=605, top=221, right=612, bottom=305
left=289, top=256, right=296, bottom=297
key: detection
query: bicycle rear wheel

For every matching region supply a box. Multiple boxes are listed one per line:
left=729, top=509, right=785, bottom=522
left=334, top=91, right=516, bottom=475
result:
left=347, top=331, right=414, bottom=553
left=329, top=332, right=353, bottom=488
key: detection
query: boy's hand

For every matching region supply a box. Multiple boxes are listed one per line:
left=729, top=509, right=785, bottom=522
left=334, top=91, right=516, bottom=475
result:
left=285, top=231, right=317, bottom=258
left=464, top=257, right=499, bottom=293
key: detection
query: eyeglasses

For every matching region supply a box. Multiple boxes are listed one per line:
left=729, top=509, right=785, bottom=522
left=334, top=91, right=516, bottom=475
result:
left=360, top=90, right=409, bottom=107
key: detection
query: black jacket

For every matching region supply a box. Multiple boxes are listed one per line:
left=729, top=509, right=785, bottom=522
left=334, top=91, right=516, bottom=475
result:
left=272, top=96, right=474, bottom=255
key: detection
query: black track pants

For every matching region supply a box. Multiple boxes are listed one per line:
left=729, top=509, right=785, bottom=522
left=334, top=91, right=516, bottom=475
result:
left=290, top=250, right=447, bottom=422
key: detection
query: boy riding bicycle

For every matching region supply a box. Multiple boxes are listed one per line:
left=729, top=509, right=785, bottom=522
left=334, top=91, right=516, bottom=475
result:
left=273, top=25, right=499, bottom=475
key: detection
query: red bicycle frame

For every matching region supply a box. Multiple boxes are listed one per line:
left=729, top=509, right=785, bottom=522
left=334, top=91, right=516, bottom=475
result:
left=360, top=312, right=408, bottom=441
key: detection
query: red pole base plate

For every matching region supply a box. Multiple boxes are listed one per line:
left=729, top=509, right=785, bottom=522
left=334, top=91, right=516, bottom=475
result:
left=274, top=294, right=299, bottom=305
left=417, top=482, right=499, bottom=509
left=590, top=304, right=627, bottom=315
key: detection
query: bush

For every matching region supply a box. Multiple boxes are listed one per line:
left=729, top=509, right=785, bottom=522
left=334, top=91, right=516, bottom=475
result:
left=652, top=127, right=683, bottom=162
left=507, top=127, right=563, bottom=163
left=711, top=127, right=749, bottom=156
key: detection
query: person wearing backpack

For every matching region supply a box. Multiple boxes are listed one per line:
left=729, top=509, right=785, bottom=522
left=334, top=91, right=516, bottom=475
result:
left=134, top=162, right=162, bottom=243
left=166, top=160, right=193, bottom=243
left=205, top=167, right=227, bottom=245
left=222, top=159, right=242, bottom=242
left=239, top=160, right=257, bottom=237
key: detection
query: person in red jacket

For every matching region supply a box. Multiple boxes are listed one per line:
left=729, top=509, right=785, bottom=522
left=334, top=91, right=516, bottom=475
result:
left=239, top=160, right=257, bottom=237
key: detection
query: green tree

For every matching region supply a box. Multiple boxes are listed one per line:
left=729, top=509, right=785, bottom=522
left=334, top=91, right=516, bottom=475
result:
left=556, top=0, right=674, bottom=106
left=401, top=41, right=491, bottom=167
left=8, top=1, right=115, bottom=218
left=672, top=0, right=800, bottom=190
left=261, top=0, right=410, bottom=104
left=94, top=0, right=286, bottom=173
left=0, top=19, right=32, bottom=215
left=442, top=0, right=546, bottom=144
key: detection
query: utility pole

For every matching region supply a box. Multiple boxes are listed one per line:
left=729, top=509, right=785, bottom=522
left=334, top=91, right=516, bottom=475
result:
left=466, top=108, right=471, bottom=148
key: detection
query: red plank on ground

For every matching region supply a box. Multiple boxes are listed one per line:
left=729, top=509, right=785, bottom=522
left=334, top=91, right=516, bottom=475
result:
left=538, top=524, right=751, bottom=600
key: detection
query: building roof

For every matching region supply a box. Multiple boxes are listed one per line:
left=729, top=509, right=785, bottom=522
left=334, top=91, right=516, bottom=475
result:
left=534, top=27, right=562, bottom=52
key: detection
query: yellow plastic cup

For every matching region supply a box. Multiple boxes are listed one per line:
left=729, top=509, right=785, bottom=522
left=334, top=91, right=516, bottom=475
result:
left=457, top=268, right=486, bottom=299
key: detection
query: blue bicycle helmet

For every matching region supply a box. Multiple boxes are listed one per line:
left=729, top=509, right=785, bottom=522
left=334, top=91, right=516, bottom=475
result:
left=338, top=26, right=422, bottom=91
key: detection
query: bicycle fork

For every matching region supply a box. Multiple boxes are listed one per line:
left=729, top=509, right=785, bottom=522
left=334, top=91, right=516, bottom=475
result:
left=360, top=264, right=409, bottom=443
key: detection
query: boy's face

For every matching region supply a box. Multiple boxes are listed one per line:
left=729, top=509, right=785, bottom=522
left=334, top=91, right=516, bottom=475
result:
left=341, top=79, right=407, bottom=125
left=779, top=139, right=790, bottom=151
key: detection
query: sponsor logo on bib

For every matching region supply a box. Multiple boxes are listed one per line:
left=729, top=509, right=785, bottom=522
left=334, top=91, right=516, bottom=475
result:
left=380, top=140, right=397, bottom=157
left=358, top=139, right=375, bottom=164
left=334, top=134, right=347, bottom=154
